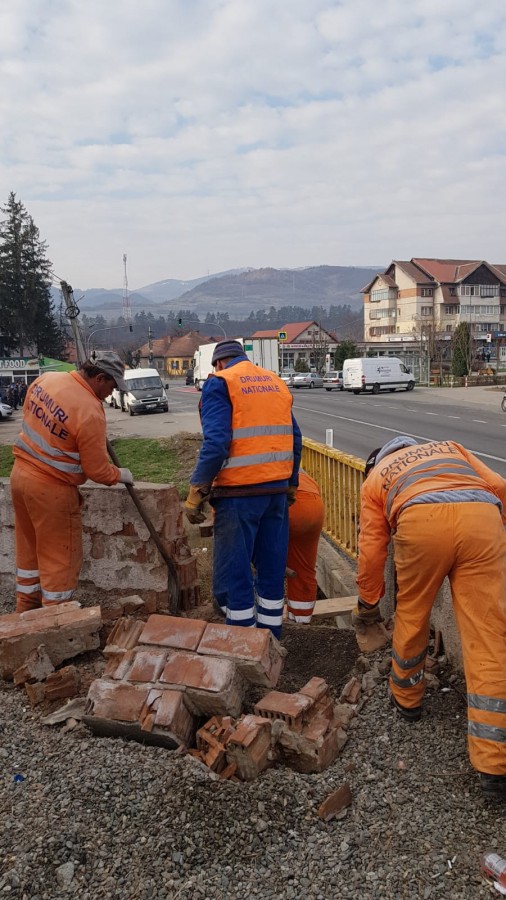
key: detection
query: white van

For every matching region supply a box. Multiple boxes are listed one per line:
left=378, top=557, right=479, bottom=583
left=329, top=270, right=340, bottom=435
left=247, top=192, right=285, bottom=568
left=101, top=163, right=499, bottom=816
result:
left=343, top=357, right=415, bottom=394
left=110, top=368, right=168, bottom=415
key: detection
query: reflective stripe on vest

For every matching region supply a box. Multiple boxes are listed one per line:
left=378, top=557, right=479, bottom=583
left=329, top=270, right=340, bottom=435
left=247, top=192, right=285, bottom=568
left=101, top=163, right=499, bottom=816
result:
left=22, top=421, right=81, bottom=461
left=468, top=721, right=506, bottom=743
left=213, top=360, right=294, bottom=486
left=386, top=459, right=478, bottom=517
left=15, top=435, right=83, bottom=475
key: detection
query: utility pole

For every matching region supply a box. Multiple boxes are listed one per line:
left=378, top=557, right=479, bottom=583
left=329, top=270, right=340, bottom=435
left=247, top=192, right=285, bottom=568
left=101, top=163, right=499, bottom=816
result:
left=123, top=253, right=132, bottom=328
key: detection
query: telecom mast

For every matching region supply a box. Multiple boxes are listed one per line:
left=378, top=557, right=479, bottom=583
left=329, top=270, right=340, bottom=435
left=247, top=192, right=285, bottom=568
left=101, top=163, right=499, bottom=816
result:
left=123, top=253, right=132, bottom=326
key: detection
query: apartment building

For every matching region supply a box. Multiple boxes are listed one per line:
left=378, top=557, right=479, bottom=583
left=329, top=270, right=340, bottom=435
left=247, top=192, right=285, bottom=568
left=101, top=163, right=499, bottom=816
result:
left=362, top=258, right=506, bottom=350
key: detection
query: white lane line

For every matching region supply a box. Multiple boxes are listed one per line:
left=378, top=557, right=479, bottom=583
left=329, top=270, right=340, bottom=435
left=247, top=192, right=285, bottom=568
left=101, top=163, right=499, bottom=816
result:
left=292, top=404, right=506, bottom=466
left=472, top=419, right=487, bottom=424
left=447, top=415, right=460, bottom=419
left=424, top=412, right=439, bottom=416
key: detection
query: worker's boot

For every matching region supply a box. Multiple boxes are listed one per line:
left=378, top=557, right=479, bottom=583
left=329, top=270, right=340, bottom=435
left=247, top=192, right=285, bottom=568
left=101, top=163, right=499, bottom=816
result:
left=390, top=692, right=422, bottom=723
left=478, top=773, right=506, bottom=800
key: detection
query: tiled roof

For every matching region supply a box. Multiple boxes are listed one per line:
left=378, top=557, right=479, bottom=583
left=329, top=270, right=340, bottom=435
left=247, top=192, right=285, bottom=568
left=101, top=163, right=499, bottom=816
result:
left=413, top=258, right=484, bottom=283
left=166, top=333, right=214, bottom=357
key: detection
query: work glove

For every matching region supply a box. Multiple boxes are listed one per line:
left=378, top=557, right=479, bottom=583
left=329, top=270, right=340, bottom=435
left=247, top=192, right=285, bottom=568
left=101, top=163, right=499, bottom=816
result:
left=351, top=599, right=383, bottom=634
left=118, top=467, right=134, bottom=485
left=287, top=486, right=297, bottom=507
left=184, top=484, right=211, bottom=524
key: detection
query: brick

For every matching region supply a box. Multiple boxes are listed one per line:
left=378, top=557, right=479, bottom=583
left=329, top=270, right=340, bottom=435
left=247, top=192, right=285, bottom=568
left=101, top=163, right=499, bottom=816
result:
left=13, top=645, right=55, bottom=685
left=317, top=782, right=353, bottom=821
left=176, top=556, right=198, bottom=589
left=195, top=716, right=236, bottom=772
left=104, top=618, right=144, bottom=656
left=126, top=648, right=168, bottom=683
left=355, top=622, right=390, bottom=654
left=139, top=615, right=207, bottom=651
left=0, top=605, right=101, bottom=680
left=44, top=665, right=80, bottom=701
left=25, top=681, right=46, bottom=706
left=86, top=681, right=150, bottom=722
left=160, top=651, right=244, bottom=717
left=198, top=623, right=286, bottom=687
left=254, top=691, right=313, bottom=731
left=274, top=720, right=347, bottom=774
left=299, top=677, right=329, bottom=703
left=340, top=677, right=362, bottom=705
left=226, top=715, right=272, bottom=781
left=333, top=703, right=356, bottom=729
left=153, top=690, right=196, bottom=745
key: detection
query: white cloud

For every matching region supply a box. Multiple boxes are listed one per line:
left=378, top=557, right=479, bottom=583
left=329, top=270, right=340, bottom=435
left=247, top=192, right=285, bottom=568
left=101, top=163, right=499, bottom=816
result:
left=0, top=0, right=505, bottom=287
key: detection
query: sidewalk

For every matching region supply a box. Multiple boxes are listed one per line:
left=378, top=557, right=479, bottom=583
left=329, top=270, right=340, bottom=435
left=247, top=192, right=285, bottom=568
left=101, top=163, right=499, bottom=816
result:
left=414, top=383, right=503, bottom=409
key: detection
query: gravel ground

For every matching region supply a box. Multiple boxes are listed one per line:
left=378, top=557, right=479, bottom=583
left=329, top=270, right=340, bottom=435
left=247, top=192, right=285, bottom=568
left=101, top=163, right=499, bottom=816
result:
left=1, top=635, right=505, bottom=899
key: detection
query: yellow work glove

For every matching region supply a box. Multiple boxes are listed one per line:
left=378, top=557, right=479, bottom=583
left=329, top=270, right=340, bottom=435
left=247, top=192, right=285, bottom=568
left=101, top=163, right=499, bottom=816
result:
left=184, top=484, right=210, bottom=524
left=351, top=599, right=383, bottom=634
left=287, top=485, right=297, bottom=506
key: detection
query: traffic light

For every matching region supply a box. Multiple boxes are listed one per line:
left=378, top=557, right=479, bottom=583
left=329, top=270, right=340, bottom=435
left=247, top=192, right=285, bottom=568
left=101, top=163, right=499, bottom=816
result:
left=177, top=317, right=183, bottom=329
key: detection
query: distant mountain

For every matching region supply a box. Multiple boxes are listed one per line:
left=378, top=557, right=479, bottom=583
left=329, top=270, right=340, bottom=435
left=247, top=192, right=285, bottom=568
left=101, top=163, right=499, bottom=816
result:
left=51, top=265, right=379, bottom=320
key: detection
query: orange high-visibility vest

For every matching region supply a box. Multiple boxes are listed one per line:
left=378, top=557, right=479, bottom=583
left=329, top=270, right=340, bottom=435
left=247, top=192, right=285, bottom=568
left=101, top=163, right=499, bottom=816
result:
left=213, top=360, right=294, bottom=487
left=13, top=371, right=120, bottom=487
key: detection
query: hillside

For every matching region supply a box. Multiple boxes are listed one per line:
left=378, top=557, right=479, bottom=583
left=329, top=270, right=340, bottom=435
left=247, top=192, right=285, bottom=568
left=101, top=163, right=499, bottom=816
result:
left=52, top=265, right=379, bottom=320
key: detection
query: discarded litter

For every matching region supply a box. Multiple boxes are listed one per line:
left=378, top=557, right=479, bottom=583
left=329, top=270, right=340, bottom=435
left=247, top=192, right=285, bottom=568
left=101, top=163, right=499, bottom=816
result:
left=480, top=851, right=506, bottom=892
left=13, top=774, right=25, bottom=783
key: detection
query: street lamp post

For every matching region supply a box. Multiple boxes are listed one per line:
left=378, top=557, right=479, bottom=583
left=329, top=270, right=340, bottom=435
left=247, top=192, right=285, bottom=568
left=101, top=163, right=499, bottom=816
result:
left=86, top=323, right=133, bottom=358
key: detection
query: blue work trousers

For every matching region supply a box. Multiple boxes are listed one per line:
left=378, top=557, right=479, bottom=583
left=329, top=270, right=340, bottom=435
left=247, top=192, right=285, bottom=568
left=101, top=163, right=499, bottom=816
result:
left=212, top=493, right=288, bottom=639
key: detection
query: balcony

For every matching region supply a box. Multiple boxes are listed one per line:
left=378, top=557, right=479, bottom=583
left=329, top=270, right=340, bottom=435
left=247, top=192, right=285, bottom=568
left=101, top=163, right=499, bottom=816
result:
left=370, top=288, right=398, bottom=303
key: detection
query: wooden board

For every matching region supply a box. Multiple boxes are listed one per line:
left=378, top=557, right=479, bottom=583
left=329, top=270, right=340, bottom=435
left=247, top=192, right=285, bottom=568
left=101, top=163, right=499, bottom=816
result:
left=311, top=596, right=358, bottom=618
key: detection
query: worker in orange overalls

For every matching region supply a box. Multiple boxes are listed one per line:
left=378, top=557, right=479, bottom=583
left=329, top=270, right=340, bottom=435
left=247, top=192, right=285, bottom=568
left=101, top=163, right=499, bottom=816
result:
left=286, top=471, right=325, bottom=623
left=355, top=435, right=506, bottom=800
left=11, top=352, right=134, bottom=612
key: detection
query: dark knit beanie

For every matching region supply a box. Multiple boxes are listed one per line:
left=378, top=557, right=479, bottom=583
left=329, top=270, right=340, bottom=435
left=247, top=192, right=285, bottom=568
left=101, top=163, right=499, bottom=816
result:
left=211, top=340, right=245, bottom=365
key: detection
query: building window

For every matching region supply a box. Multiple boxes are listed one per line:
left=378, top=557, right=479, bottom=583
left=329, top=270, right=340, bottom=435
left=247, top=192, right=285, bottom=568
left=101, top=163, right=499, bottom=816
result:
left=449, top=287, right=457, bottom=296
left=421, top=307, right=432, bottom=316
left=421, top=288, right=433, bottom=297
left=443, top=305, right=459, bottom=315
left=445, top=324, right=453, bottom=332
left=461, top=305, right=499, bottom=316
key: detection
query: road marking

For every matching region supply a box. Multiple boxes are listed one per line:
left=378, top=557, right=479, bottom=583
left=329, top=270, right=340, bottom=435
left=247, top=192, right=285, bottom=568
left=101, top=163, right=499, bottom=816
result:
left=472, top=419, right=487, bottom=424
left=447, top=415, right=460, bottom=419
left=424, top=412, right=439, bottom=416
left=291, top=404, right=506, bottom=466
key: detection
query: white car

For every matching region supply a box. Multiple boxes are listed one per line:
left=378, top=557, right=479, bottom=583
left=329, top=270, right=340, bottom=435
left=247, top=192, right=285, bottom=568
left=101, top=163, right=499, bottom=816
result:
left=292, top=372, right=324, bottom=389
left=323, top=370, right=344, bottom=391
left=0, top=401, right=13, bottom=419
left=280, top=371, right=296, bottom=386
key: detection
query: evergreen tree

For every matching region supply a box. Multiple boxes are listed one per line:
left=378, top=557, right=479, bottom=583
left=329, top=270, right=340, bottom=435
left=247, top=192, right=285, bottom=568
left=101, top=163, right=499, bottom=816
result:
left=0, top=192, right=66, bottom=358
left=334, top=339, right=358, bottom=370
left=451, top=322, right=472, bottom=376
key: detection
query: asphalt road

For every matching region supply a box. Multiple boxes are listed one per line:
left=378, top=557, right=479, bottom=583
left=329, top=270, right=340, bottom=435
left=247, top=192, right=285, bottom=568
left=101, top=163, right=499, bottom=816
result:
left=3, top=381, right=506, bottom=477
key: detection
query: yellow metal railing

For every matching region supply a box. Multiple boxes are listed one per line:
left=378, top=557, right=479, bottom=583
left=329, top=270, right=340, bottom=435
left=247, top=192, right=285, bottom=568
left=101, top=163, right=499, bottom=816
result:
left=301, top=437, right=365, bottom=560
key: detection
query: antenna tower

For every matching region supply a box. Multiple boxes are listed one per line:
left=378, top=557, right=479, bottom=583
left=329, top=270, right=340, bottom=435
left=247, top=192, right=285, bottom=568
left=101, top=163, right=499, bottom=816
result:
left=123, top=253, right=132, bottom=325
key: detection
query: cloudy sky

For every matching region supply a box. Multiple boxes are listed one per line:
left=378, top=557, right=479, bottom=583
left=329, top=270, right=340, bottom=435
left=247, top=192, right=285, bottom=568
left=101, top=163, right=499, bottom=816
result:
left=1, top=0, right=505, bottom=290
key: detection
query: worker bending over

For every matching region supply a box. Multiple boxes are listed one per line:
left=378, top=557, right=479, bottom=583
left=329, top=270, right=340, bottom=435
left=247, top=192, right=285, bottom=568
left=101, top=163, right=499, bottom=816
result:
left=286, top=471, right=325, bottom=623
left=355, top=435, right=506, bottom=800
left=12, top=352, right=134, bottom=612
left=185, top=340, right=301, bottom=639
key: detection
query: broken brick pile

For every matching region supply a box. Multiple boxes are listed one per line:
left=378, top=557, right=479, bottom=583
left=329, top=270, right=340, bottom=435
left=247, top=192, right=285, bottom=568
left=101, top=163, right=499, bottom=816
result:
left=82, top=614, right=363, bottom=779
left=83, top=616, right=286, bottom=750
left=190, top=675, right=361, bottom=779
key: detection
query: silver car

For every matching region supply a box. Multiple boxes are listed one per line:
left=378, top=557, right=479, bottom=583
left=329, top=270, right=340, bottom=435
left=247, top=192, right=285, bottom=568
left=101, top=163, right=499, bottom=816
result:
left=280, top=370, right=296, bottom=387
left=292, top=372, right=324, bottom=389
left=323, top=370, right=344, bottom=391
left=0, top=401, right=13, bottom=419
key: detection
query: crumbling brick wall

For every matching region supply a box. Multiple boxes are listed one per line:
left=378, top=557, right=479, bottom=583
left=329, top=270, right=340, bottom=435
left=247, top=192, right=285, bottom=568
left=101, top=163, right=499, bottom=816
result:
left=0, top=479, right=198, bottom=613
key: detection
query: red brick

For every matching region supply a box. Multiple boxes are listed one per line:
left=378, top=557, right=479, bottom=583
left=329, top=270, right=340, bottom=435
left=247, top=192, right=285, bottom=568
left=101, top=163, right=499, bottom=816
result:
left=317, top=783, right=353, bottom=821
left=25, top=681, right=46, bottom=705
left=44, top=665, right=80, bottom=701
left=226, top=715, right=272, bottom=780
left=139, top=615, right=206, bottom=651
left=127, top=648, right=168, bottom=683
left=254, top=691, right=313, bottom=730
left=299, top=677, right=329, bottom=703
left=160, top=651, right=244, bottom=717
left=198, top=623, right=286, bottom=687
left=340, top=677, right=362, bottom=705
left=275, top=721, right=346, bottom=773
left=176, top=556, right=198, bottom=589
left=104, top=618, right=144, bottom=656
left=86, top=681, right=149, bottom=722
left=153, top=689, right=195, bottom=745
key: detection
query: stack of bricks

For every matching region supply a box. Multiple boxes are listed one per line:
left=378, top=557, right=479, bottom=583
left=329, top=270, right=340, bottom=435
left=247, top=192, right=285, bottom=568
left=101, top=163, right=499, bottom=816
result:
left=83, top=615, right=286, bottom=750
left=0, top=602, right=102, bottom=681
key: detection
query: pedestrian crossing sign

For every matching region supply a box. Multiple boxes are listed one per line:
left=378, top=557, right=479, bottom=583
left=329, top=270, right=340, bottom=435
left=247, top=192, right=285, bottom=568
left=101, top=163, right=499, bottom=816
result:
left=278, top=331, right=287, bottom=341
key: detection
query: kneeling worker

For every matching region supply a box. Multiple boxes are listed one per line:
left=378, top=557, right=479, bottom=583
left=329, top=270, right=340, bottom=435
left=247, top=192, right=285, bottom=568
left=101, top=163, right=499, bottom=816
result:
left=11, top=352, right=134, bottom=612
left=355, top=435, right=506, bottom=800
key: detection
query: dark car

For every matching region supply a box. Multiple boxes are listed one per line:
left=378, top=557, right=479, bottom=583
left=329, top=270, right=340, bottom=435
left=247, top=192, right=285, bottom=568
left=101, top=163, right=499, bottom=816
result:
left=185, top=368, right=195, bottom=386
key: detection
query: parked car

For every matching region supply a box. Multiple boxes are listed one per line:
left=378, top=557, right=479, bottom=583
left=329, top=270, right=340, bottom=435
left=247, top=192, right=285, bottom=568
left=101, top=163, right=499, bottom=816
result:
left=0, top=401, right=13, bottom=419
left=184, top=368, right=195, bottom=385
left=292, top=372, right=324, bottom=389
left=323, top=370, right=344, bottom=391
left=280, top=370, right=296, bottom=386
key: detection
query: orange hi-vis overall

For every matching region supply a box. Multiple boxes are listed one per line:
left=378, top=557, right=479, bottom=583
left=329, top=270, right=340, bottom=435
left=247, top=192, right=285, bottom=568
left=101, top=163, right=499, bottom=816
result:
left=11, top=371, right=120, bottom=611
left=212, top=360, right=294, bottom=488
left=358, top=439, right=506, bottom=775
left=286, top=471, right=325, bottom=623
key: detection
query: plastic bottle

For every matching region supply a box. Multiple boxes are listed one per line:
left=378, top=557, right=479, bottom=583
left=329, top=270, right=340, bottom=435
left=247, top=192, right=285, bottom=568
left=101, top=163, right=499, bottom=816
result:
left=480, top=852, right=506, bottom=887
